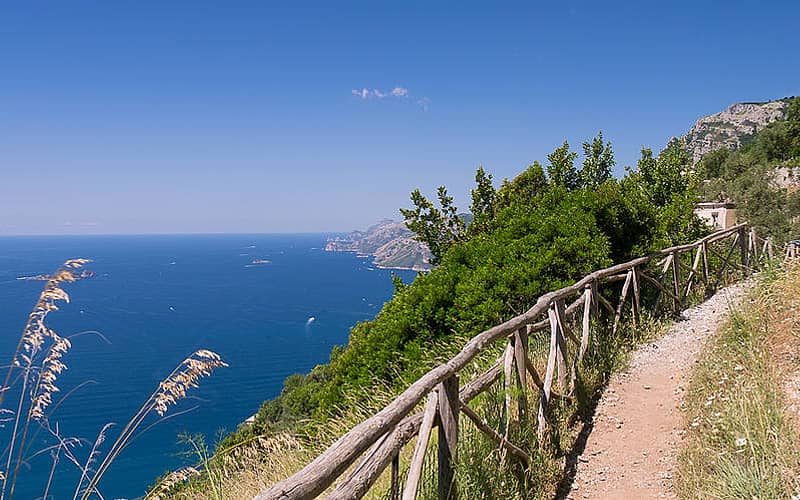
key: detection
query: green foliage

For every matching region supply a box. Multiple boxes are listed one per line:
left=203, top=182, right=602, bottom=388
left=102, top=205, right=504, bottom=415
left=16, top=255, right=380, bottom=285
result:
left=546, top=141, right=579, bottom=190
left=579, top=131, right=615, bottom=188
left=623, top=140, right=707, bottom=248
left=636, top=140, right=693, bottom=207
left=468, top=167, right=498, bottom=235
left=786, top=96, right=800, bottom=158
left=176, top=433, right=224, bottom=500
left=495, top=162, right=548, bottom=210
left=400, top=186, right=465, bottom=264
left=390, top=272, right=407, bottom=293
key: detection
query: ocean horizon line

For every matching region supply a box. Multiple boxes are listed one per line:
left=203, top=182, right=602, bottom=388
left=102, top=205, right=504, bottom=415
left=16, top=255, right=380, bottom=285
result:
left=0, top=231, right=355, bottom=238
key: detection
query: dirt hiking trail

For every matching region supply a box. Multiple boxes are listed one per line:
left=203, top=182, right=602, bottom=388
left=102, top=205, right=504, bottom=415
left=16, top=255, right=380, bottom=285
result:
left=565, top=282, right=750, bottom=499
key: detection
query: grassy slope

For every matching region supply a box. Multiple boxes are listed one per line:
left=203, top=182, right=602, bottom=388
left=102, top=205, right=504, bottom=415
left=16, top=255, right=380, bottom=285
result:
left=678, top=264, right=800, bottom=499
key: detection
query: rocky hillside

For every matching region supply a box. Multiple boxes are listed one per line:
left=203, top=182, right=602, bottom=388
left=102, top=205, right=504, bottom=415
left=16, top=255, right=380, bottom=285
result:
left=326, top=220, right=433, bottom=271
left=684, top=98, right=791, bottom=163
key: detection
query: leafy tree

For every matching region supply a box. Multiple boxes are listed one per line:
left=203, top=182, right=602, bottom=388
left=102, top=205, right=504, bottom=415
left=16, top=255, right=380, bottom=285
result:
left=637, top=140, right=693, bottom=207
left=468, top=167, right=497, bottom=235
left=546, top=141, right=579, bottom=190
left=495, top=162, right=548, bottom=210
left=400, top=187, right=465, bottom=264
left=695, top=147, right=730, bottom=180
left=580, top=131, right=615, bottom=188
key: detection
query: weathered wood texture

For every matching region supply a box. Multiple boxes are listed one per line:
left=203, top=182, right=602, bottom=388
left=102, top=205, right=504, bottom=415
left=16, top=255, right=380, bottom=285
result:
left=401, top=391, right=438, bottom=500
left=437, top=376, right=459, bottom=500
left=256, top=223, right=772, bottom=500
left=326, top=363, right=501, bottom=499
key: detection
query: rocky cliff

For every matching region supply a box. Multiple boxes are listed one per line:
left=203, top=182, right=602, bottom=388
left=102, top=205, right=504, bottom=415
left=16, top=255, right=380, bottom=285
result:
left=684, top=99, right=791, bottom=163
left=326, top=220, right=433, bottom=271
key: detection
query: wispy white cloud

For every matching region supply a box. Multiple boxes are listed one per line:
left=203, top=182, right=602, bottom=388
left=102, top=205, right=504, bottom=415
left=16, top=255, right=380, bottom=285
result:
left=390, top=86, right=409, bottom=97
left=351, top=87, right=405, bottom=100
left=350, top=86, right=428, bottom=110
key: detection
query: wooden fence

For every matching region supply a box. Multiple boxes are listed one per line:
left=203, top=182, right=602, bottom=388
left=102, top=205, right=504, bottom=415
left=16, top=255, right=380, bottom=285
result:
left=786, top=239, right=800, bottom=260
left=255, top=223, right=775, bottom=500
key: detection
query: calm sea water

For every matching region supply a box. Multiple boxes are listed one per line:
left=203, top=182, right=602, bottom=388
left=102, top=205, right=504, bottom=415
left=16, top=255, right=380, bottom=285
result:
left=0, top=234, right=415, bottom=499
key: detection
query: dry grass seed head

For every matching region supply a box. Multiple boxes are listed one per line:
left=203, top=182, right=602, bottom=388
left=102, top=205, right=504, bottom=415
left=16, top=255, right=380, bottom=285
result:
left=30, top=335, right=71, bottom=420
left=16, top=259, right=93, bottom=368
left=149, top=466, right=201, bottom=499
left=154, top=350, right=228, bottom=416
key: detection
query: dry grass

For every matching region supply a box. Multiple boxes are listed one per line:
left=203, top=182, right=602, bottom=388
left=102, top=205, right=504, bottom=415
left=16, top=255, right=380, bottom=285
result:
left=156, top=330, right=495, bottom=499
left=677, top=263, right=800, bottom=499
left=158, top=383, right=407, bottom=499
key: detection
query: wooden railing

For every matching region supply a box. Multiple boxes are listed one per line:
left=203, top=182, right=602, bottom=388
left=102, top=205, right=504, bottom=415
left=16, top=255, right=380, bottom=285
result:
left=786, top=239, right=800, bottom=260
left=255, top=223, right=775, bottom=500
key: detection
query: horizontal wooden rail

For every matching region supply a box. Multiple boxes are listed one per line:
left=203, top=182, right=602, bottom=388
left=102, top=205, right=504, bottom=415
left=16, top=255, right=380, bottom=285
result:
left=256, top=223, right=767, bottom=500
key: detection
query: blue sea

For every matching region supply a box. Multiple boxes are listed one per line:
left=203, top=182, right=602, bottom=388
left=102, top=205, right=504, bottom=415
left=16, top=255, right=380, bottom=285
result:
left=0, top=235, right=415, bottom=499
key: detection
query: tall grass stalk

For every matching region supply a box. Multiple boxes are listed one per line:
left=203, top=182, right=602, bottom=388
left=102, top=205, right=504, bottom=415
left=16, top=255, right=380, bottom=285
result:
left=79, top=350, right=228, bottom=499
left=0, top=260, right=227, bottom=499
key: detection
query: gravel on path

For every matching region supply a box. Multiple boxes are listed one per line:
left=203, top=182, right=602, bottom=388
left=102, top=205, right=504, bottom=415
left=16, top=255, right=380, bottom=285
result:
left=566, top=281, right=751, bottom=499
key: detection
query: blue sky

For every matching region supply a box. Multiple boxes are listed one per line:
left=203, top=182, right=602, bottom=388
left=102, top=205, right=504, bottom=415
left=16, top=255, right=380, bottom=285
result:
left=1, top=1, right=798, bottom=234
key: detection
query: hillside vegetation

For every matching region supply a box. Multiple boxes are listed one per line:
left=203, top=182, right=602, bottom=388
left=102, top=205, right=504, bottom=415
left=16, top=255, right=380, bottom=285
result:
left=159, top=97, right=800, bottom=498
left=698, top=96, right=800, bottom=243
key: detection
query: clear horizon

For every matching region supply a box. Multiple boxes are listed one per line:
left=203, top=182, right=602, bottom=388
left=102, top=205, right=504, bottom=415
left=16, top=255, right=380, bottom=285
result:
left=2, top=1, right=799, bottom=235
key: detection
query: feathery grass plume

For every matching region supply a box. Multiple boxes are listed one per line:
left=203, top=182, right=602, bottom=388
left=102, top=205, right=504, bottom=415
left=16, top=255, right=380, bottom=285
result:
left=0, top=259, right=93, bottom=500
left=80, top=350, right=228, bottom=500
left=30, top=335, right=71, bottom=421
left=154, top=350, right=228, bottom=417
left=146, top=467, right=201, bottom=500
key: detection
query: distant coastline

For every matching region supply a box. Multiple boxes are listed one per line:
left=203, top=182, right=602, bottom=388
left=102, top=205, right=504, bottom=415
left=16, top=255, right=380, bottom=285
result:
left=326, top=220, right=433, bottom=272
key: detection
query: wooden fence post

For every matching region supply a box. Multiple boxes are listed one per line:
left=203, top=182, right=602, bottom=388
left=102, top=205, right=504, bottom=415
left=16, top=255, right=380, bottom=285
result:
left=671, top=251, right=681, bottom=313
left=685, top=247, right=702, bottom=298
left=403, top=391, right=439, bottom=500
left=539, top=303, right=560, bottom=441
left=579, top=283, right=593, bottom=363
left=553, top=300, right=569, bottom=393
left=438, top=375, right=459, bottom=500
left=571, top=284, right=594, bottom=394
left=701, top=242, right=710, bottom=285
left=739, top=226, right=748, bottom=269
left=391, top=454, right=400, bottom=500
left=502, top=342, right=514, bottom=439
left=612, top=269, right=633, bottom=334
left=513, top=327, right=529, bottom=422
left=631, top=267, right=641, bottom=326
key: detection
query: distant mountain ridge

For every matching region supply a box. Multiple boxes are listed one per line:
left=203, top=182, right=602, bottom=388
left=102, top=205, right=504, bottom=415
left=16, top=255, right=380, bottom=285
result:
left=683, top=98, right=792, bottom=163
left=325, top=220, right=433, bottom=271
